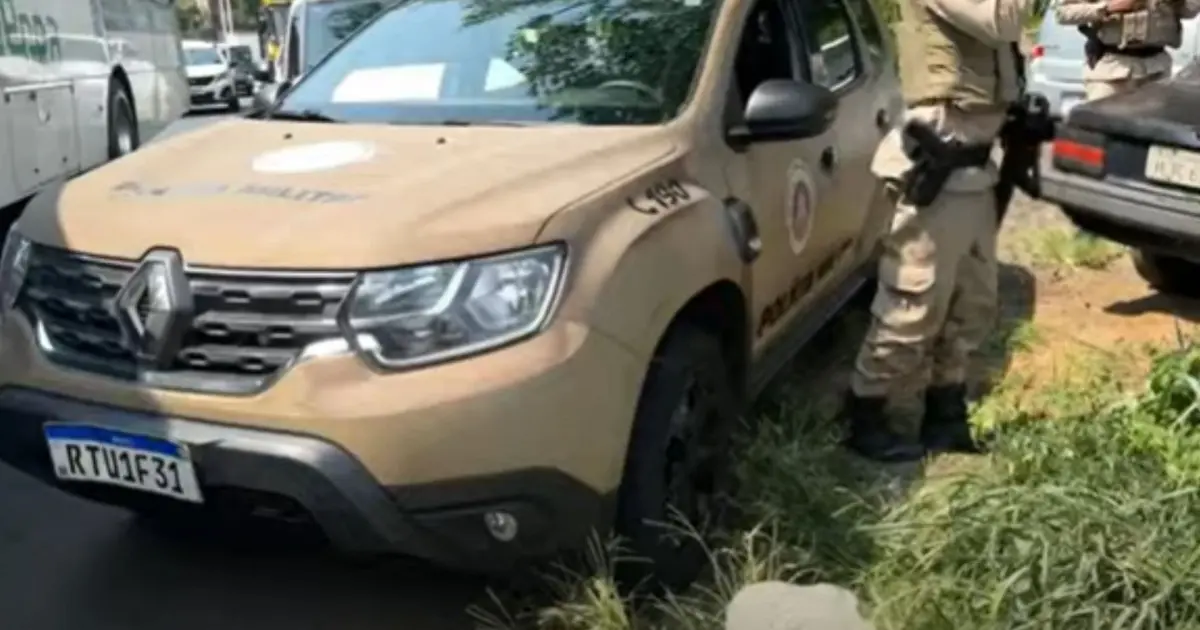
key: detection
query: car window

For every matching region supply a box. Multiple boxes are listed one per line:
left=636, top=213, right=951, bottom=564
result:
left=56, top=36, right=109, bottom=64
left=795, top=0, right=862, bottom=90
left=184, top=47, right=223, bottom=66
left=303, top=0, right=387, bottom=73
left=226, top=44, right=255, bottom=67
left=279, top=0, right=721, bottom=126
left=841, top=0, right=887, bottom=67
left=731, top=0, right=801, bottom=109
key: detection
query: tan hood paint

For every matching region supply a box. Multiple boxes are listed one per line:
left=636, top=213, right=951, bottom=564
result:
left=22, top=119, right=676, bottom=268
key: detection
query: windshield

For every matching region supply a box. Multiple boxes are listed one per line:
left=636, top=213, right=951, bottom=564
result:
left=304, top=0, right=387, bottom=72
left=185, top=47, right=224, bottom=66
left=278, top=0, right=718, bottom=126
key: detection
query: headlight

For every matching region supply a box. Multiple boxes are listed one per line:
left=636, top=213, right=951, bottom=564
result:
left=341, top=244, right=566, bottom=370
left=0, top=230, right=31, bottom=314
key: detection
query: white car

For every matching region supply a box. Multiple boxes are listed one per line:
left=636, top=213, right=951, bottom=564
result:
left=182, top=40, right=240, bottom=113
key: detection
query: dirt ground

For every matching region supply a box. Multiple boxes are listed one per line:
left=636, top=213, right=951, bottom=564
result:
left=771, top=192, right=1200, bottom=424
left=993, top=195, right=1200, bottom=383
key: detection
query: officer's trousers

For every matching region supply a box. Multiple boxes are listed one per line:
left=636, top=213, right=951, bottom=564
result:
left=850, top=186, right=999, bottom=398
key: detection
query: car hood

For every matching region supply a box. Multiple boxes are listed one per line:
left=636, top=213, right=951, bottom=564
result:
left=1068, top=62, right=1200, bottom=150
left=20, top=118, right=677, bottom=269
left=185, top=63, right=227, bottom=78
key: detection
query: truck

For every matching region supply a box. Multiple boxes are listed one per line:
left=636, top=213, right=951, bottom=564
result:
left=0, top=0, right=188, bottom=226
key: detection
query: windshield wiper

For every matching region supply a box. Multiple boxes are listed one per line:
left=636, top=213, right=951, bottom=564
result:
left=268, top=108, right=344, bottom=123
left=431, top=119, right=543, bottom=127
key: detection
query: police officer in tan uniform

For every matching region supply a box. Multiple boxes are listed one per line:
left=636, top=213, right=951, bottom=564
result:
left=842, top=0, right=1037, bottom=462
left=1057, top=0, right=1200, bottom=101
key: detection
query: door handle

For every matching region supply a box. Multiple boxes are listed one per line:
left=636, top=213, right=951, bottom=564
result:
left=820, top=147, right=838, bottom=172
left=875, top=108, right=890, bottom=130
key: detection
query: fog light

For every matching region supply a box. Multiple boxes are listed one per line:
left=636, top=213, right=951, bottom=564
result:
left=483, top=510, right=519, bottom=542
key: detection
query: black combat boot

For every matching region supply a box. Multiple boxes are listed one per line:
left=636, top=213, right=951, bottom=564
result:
left=920, top=384, right=986, bottom=454
left=842, top=393, right=925, bottom=463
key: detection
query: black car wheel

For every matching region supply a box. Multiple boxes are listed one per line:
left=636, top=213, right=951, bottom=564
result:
left=615, top=323, right=739, bottom=592
left=1132, top=249, right=1200, bottom=298
left=106, top=80, right=139, bottom=160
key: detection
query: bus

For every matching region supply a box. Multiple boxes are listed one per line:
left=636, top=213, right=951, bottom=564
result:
left=0, top=0, right=188, bottom=217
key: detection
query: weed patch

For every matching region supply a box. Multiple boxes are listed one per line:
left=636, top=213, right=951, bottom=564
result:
left=1018, top=228, right=1125, bottom=271
left=478, top=339, right=1200, bottom=630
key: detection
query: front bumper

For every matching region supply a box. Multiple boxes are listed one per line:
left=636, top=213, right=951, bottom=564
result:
left=1040, top=152, right=1200, bottom=261
left=0, top=387, right=609, bottom=573
left=188, top=79, right=234, bottom=105
left=0, top=308, right=644, bottom=571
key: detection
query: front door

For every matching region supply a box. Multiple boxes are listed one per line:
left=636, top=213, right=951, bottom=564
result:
left=791, top=0, right=896, bottom=267
left=723, top=0, right=846, bottom=353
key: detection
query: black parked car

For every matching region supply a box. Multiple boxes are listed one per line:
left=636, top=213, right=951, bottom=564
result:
left=1041, top=63, right=1200, bottom=296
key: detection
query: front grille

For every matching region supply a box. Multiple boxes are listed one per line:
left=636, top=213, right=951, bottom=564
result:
left=16, top=245, right=357, bottom=395
left=188, top=76, right=213, bottom=87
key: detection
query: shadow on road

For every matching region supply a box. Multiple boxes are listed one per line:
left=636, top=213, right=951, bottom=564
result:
left=68, top=521, right=483, bottom=630
left=974, top=262, right=1039, bottom=398
left=1, top=463, right=488, bottom=630
left=755, top=261, right=1039, bottom=413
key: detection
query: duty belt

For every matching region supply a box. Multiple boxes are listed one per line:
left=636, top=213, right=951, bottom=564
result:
left=1100, top=44, right=1166, bottom=57
left=899, top=120, right=994, bottom=207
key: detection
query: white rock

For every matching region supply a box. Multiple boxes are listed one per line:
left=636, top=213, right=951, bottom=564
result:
left=724, top=581, right=875, bottom=630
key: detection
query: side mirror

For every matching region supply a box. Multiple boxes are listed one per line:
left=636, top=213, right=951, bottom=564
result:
left=729, top=79, right=838, bottom=147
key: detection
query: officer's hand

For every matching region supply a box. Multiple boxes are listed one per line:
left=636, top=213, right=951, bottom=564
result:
left=1106, top=0, right=1139, bottom=13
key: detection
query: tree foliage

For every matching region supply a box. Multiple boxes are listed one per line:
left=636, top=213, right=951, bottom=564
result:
left=460, top=0, right=714, bottom=122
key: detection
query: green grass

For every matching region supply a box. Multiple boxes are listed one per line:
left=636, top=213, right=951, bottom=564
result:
left=1018, top=227, right=1127, bottom=271
left=474, top=336, right=1200, bottom=630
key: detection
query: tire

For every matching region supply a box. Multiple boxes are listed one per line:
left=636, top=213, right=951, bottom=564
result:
left=614, top=323, right=740, bottom=592
left=106, top=80, right=139, bottom=160
left=1131, top=249, right=1200, bottom=297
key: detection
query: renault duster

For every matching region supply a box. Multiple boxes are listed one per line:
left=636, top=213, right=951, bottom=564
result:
left=0, top=0, right=901, bottom=587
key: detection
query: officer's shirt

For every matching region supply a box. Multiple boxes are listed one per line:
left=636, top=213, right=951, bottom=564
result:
left=871, top=0, right=1036, bottom=193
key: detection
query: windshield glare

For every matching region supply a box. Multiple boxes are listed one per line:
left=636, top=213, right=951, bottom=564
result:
left=304, top=0, right=388, bottom=73
left=185, top=47, right=224, bottom=66
left=279, top=0, right=719, bottom=126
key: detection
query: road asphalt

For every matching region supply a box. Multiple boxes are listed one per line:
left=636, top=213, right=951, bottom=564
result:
left=0, top=103, right=486, bottom=630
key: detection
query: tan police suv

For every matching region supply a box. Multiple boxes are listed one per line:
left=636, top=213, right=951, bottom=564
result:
left=0, top=0, right=900, bottom=587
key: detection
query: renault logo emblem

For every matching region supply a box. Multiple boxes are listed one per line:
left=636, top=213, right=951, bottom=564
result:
left=112, top=249, right=194, bottom=370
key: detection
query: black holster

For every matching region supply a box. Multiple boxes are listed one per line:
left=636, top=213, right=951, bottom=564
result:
left=898, top=120, right=992, bottom=208
left=1080, top=26, right=1103, bottom=68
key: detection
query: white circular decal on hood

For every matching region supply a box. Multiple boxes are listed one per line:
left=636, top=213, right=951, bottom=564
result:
left=251, top=141, right=377, bottom=174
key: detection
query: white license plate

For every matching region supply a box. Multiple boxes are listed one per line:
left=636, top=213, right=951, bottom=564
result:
left=1144, top=145, right=1200, bottom=190
left=45, top=424, right=204, bottom=503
